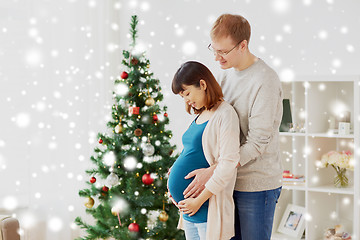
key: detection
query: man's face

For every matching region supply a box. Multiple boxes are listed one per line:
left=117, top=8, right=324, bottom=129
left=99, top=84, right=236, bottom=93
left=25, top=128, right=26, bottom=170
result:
left=210, top=36, right=243, bottom=70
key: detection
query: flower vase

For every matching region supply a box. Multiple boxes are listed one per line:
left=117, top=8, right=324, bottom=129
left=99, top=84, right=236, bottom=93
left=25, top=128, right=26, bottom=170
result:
left=332, top=165, right=349, bottom=188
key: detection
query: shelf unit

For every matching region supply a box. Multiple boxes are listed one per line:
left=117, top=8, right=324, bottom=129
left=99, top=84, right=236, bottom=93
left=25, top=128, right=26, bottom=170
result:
left=272, top=76, right=360, bottom=240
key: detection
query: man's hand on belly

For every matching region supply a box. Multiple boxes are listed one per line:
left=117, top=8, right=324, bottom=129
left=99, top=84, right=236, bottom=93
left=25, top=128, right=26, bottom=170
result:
left=183, top=164, right=217, bottom=198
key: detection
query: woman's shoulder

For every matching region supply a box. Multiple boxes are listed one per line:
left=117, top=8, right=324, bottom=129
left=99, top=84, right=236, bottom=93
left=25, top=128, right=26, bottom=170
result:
left=217, top=101, right=236, bottom=112
left=214, top=101, right=239, bottom=119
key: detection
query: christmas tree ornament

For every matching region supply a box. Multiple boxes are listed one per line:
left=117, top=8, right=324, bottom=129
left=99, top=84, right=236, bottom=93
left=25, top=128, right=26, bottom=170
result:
left=103, top=151, right=116, bottom=166
left=129, top=106, right=140, bottom=115
left=131, top=57, right=139, bottom=65
left=120, top=71, right=128, bottom=79
left=142, top=173, right=154, bottom=185
left=152, top=114, right=158, bottom=122
left=106, top=172, right=119, bottom=187
left=145, top=96, right=155, bottom=106
left=143, top=156, right=154, bottom=163
left=90, top=176, right=96, bottom=184
left=111, top=207, right=123, bottom=227
left=115, top=83, right=129, bottom=96
left=142, top=142, right=155, bottom=156
left=164, top=112, right=168, bottom=117
left=134, top=128, right=143, bottom=136
left=128, top=222, right=140, bottom=232
left=111, top=198, right=129, bottom=227
left=159, top=210, right=169, bottom=222
left=99, top=138, right=103, bottom=144
left=123, top=156, right=138, bottom=171
left=115, top=123, right=123, bottom=133
left=102, top=186, right=109, bottom=192
left=111, top=206, right=118, bottom=216
left=84, top=197, right=95, bottom=208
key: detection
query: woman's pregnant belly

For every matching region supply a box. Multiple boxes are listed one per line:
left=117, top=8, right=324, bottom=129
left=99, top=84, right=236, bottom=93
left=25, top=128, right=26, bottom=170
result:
left=168, top=151, right=209, bottom=203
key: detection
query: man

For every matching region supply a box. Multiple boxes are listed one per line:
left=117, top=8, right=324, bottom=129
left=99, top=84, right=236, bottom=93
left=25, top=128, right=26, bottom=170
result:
left=183, top=14, right=283, bottom=240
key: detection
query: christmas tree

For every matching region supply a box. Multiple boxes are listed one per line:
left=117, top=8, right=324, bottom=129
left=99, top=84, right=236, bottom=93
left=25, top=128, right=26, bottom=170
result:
left=75, top=15, right=185, bottom=240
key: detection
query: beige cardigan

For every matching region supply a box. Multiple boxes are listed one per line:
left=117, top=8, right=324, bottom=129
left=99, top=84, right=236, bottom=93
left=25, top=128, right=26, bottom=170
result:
left=178, top=101, right=240, bottom=240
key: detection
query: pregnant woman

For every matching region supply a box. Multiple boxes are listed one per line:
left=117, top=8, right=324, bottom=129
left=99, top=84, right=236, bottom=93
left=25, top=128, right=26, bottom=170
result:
left=167, top=61, right=240, bottom=240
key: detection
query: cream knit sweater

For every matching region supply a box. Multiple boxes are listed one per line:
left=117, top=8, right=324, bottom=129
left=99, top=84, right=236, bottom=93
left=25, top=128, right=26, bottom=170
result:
left=218, top=58, right=283, bottom=192
left=178, top=101, right=240, bottom=240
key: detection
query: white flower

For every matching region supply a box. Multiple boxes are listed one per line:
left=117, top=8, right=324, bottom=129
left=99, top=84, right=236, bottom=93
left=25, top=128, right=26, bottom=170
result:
left=319, top=150, right=353, bottom=171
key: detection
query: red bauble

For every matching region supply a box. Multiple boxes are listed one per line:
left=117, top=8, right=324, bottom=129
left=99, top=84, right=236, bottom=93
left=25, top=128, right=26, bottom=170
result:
left=128, top=222, right=140, bottom=232
left=102, top=186, right=109, bottom=192
left=90, top=177, right=96, bottom=184
left=121, top=71, right=129, bottom=79
left=153, top=114, right=158, bottom=122
left=142, top=173, right=154, bottom=185
left=164, top=112, right=168, bottom=117
left=99, top=139, right=103, bottom=144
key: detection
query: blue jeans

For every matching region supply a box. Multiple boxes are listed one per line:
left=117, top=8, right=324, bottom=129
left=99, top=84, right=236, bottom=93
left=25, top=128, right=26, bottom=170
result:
left=183, top=219, right=207, bottom=240
left=231, top=187, right=282, bottom=240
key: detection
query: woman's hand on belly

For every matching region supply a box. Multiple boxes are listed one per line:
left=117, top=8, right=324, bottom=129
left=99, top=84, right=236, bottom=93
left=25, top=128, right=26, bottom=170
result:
left=178, top=188, right=214, bottom=216
left=178, top=198, right=202, bottom=217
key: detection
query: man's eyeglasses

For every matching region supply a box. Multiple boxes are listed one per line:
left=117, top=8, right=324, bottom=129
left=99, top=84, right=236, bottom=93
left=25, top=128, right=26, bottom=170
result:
left=207, top=41, right=242, bottom=57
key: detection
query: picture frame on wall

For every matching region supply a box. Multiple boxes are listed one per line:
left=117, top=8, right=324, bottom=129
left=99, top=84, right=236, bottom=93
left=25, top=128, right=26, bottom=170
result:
left=277, top=204, right=306, bottom=239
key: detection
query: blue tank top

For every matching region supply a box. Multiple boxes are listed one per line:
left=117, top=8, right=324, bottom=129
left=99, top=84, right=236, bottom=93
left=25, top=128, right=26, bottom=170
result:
left=168, top=119, right=210, bottom=223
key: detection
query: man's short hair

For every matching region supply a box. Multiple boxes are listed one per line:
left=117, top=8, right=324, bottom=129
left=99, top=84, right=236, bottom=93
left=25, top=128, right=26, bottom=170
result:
left=211, top=14, right=251, bottom=45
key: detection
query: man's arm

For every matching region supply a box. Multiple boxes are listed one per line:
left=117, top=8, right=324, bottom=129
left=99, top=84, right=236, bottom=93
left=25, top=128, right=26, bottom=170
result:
left=239, top=76, right=282, bottom=166
left=183, top=164, right=217, bottom=198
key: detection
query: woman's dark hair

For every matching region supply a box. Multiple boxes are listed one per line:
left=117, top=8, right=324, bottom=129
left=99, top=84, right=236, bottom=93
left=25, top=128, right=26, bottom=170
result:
left=172, top=61, right=223, bottom=114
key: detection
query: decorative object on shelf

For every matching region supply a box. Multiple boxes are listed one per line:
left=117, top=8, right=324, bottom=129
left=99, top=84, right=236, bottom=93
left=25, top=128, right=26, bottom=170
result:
left=288, top=123, right=296, bottom=133
left=337, top=111, right=351, bottom=124
left=282, top=170, right=305, bottom=185
left=328, top=111, right=351, bottom=134
left=324, top=224, right=352, bottom=240
left=286, top=122, right=305, bottom=133
left=317, top=150, right=354, bottom=188
left=277, top=204, right=306, bottom=239
left=338, top=122, right=350, bottom=135
left=299, top=123, right=306, bottom=133
left=279, top=99, right=292, bottom=132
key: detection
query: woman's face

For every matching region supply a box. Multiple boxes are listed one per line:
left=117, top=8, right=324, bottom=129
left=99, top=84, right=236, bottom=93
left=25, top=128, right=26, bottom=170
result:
left=179, top=80, right=207, bottom=110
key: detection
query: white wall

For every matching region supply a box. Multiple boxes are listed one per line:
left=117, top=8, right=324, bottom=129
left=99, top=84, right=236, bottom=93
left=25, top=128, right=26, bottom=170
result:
left=0, top=0, right=119, bottom=239
left=0, top=0, right=359, bottom=239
